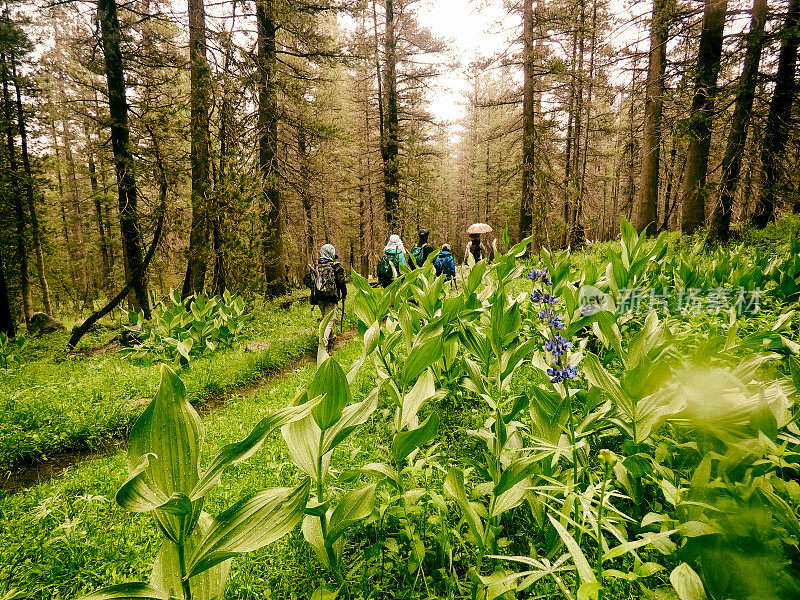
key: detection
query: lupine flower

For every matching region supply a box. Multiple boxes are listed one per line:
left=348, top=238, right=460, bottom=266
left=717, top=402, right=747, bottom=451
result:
left=529, top=264, right=578, bottom=382
left=549, top=314, right=565, bottom=330
left=544, top=335, right=572, bottom=357
left=562, top=364, right=579, bottom=379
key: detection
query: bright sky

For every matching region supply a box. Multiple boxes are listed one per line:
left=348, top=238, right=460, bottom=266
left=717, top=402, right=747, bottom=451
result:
left=413, top=0, right=516, bottom=126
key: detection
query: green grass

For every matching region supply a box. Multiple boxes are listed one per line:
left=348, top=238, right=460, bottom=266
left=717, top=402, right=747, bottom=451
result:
left=0, top=336, right=372, bottom=600
left=0, top=294, right=357, bottom=474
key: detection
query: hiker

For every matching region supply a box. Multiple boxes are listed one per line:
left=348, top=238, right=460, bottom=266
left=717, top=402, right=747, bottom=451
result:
left=377, top=234, right=407, bottom=288
left=434, top=243, right=456, bottom=280
left=464, top=233, right=488, bottom=264
left=311, top=244, right=347, bottom=349
left=409, top=228, right=435, bottom=268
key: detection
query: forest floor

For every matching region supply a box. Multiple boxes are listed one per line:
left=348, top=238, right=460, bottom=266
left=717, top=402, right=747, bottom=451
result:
left=0, top=293, right=356, bottom=484
left=3, top=219, right=800, bottom=600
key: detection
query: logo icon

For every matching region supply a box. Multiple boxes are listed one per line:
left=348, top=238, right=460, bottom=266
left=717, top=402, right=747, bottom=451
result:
left=578, top=284, right=608, bottom=316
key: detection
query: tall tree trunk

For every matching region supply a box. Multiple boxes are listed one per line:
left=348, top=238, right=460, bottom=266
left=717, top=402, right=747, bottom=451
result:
left=1, top=52, right=31, bottom=326
left=84, top=124, right=113, bottom=295
left=519, top=0, right=537, bottom=245
left=707, top=0, right=768, bottom=241
left=298, top=116, right=315, bottom=262
left=563, top=21, right=578, bottom=246
left=636, top=0, right=670, bottom=235
left=98, top=0, right=151, bottom=318
left=382, top=0, right=400, bottom=232
left=12, top=59, right=51, bottom=315
left=0, top=242, right=12, bottom=336
left=680, top=0, right=729, bottom=234
left=182, top=0, right=213, bottom=297
left=257, top=0, right=286, bottom=297
left=752, top=0, right=800, bottom=227
left=574, top=0, right=596, bottom=245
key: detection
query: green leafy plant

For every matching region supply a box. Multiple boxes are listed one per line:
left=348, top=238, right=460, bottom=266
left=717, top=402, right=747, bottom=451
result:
left=281, top=354, right=378, bottom=594
left=124, top=290, right=246, bottom=365
left=0, top=333, right=24, bottom=369
left=81, top=364, right=316, bottom=600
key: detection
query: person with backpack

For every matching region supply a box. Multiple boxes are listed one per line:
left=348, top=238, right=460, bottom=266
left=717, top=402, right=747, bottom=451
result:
left=409, top=229, right=435, bottom=268
left=464, top=233, right=488, bottom=264
left=377, top=234, right=407, bottom=287
left=434, top=243, right=456, bottom=280
left=311, top=244, right=347, bottom=349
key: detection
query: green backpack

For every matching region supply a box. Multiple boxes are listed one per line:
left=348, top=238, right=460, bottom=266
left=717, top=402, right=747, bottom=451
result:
left=377, top=250, right=398, bottom=285
left=410, top=245, right=426, bottom=267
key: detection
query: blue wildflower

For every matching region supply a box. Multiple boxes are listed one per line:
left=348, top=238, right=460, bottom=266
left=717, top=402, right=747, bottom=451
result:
left=530, top=290, right=542, bottom=303
left=562, top=364, right=579, bottom=379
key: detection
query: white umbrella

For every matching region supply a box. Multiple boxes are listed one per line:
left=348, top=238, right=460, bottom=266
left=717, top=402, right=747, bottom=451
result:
left=467, top=223, right=493, bottom=234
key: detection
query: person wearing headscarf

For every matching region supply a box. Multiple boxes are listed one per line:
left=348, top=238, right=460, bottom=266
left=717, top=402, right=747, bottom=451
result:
left=314, top=243, right=347, bottom=349
left=378, top=234, right=407, bottom=287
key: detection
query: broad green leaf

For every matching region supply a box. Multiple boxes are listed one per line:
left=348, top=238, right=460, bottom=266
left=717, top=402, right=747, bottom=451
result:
left=494, top=454, right=543, bottom=497
left=669, top=563, right=707, bottom=600
left=402, top=337, right=442, bottom=386
left=577, top=582, right=602, bottom=600
left=602, top=530, right=677, bottom=561
left=491, top=478, right=529, bottom=518
left=547, top=514, right=596, bottom=585
left=310, top=584, right=342, bottom=600
left=302, top=513, right=342, bottom=571
left=116, top=454, right=169, bottom=513
left=127, top=364, right=203, bottom=542
left=321, top=391, right=378, bottom=454
left=282, top=415, right=325, bottom=480
left=400, top=369, right=435, bottom=430
left=187, top=479, right=310, bottom=577
left=326, top=483, right=377, bottom=544
left=78, top=584, right=169, bottom=600
left=310, top=358, right=351, bottom=431
left=191, top=399, right=318, bottom=500
left=392, top=412, right=439, bottom=466
left=443, top=468, right=484, bottom=549
left=342, top=462, right=398, bottom=489
left=347, top=320, right=380, bottom=385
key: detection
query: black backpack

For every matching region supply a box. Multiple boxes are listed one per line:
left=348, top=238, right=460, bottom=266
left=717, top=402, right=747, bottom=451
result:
left=315, top=262, right=338, bottom=301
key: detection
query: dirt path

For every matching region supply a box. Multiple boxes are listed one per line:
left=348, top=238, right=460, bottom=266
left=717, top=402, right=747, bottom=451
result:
left=0, top=327, right=358, bottom=494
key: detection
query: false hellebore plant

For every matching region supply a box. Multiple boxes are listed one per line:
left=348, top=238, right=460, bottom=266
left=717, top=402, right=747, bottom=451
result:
left=81, top=364, right=317, bottom=600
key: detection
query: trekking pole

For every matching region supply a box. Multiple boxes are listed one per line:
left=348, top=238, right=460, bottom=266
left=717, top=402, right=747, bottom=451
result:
left=340, top=297, right=345, bottom=335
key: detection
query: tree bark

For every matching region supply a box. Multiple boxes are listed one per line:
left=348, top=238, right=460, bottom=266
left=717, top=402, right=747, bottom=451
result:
left=298, top=116, right=315, bottom=262
left=11, top=59, right=51, bottom=316
left=257, top=0, right=286, bottom=297
left=182, top=0, right=213, bottom=297
left=382, top=0, right=400, bottom=232
left=84, top=123, right=113, bottom=296
left=0, top=244, right=13, bottom=337
left=707, top=0, right=768, bottom=241
left=635, top=0, right=670, bottom=235
left=98, top=0, right=151, bottom=317
left=1, top=51, right=31, bottom=326
left=519, top=0, right=536, bottom=245
left=752, top=0, right=800, bottom=227
left=680, top=0, right=729, bottom=234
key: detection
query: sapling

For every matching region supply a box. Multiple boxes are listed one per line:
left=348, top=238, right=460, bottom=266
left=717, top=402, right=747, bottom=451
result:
left=80, top=364, right=316, bottom=600
left=281, top=355, right=378, bottom=592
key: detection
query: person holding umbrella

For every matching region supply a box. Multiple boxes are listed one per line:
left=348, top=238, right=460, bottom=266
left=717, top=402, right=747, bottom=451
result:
left=464, top=223, right=492, bottom=264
